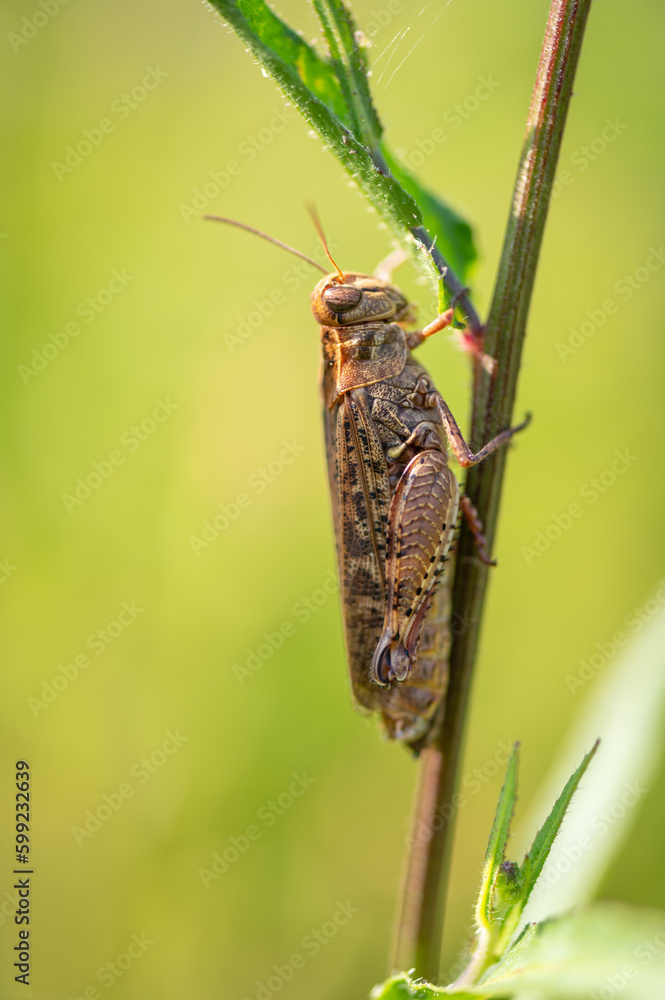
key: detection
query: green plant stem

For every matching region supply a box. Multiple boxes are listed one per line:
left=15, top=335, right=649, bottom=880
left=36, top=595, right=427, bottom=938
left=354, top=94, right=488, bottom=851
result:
left=390, top=0, right=594, bottom=982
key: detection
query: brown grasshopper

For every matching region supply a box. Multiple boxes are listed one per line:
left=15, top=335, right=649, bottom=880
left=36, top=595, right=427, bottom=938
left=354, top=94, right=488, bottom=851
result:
left=208, top=215, right=528, bottom=751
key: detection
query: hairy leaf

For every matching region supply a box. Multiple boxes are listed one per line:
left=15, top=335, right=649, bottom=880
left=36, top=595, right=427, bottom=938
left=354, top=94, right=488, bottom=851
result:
left=222, top=0, right=348, bottom=121
left=517, top=740, right=598, bottom=910
left=211, top=0, right=477, bottom=294
left=312, top=0, right=382, bottom=142
left=476, top=744, right=519, bottom=930
left=521, top=601, right=665, bottom=924
left=374, top=904, right=665, bottom=999
left=211, top=0, right=423, bottom=234
left=371, top=973, right=481, bottom=999
left=481, top=903, right=665, bottom=998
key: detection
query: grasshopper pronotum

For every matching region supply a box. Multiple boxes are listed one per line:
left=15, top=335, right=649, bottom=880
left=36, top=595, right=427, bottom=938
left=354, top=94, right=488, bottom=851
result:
left=209, top=215, right=528, bottom=751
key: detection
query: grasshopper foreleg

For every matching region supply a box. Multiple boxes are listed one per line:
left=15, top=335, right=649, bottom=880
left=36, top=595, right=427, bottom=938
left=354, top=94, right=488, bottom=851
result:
left=407, top=303, right=497, bottom=375
left=406, top=307, right=456, bottom=350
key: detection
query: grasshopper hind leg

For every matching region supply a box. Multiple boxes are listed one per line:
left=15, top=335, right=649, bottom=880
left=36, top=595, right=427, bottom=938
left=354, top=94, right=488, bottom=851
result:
left=379, top=573, right=452, bottom=750
left=370, top=448, right=459, bottom=687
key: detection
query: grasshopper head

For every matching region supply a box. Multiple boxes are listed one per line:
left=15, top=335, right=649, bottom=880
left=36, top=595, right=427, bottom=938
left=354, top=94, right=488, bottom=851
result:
left=311, top=272, right=410, bottom=327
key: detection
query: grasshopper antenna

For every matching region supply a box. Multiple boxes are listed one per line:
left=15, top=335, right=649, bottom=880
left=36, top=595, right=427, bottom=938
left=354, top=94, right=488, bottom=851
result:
left=306, top=204, right=344, bottom=281
left=204, top=215, right=328, bottom=274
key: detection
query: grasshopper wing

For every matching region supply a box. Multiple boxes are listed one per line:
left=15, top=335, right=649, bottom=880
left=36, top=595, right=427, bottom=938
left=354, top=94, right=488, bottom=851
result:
left=324, top=388, right=393, bottom=714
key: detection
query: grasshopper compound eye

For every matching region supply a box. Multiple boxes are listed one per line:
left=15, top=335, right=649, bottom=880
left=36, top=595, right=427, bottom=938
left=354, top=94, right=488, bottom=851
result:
left=322, top=284, right=363, bottom=312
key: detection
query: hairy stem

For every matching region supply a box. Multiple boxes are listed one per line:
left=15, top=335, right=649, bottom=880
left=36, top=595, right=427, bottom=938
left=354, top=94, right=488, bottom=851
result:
left=391, top=0, right=594, bottom=981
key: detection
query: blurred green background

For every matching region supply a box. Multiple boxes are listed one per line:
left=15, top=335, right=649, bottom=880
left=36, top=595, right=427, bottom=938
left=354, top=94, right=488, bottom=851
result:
left=1, top=0, right=665, bottom=996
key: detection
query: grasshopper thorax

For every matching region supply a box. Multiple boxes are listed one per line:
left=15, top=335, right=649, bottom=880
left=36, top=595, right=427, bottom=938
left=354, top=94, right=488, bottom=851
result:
left=311, top=272, right=410, bottom=327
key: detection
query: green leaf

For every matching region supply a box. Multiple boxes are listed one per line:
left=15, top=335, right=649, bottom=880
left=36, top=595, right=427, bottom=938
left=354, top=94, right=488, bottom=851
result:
left=211, top=0, right=479, bottom=295
left=370, top=973, right=481, bottom=1000
left=480, top=902, right=665, bottom=999
left=220, top=0, right=349, bottom=122
left=456, top=743, right=599, bottom=986
left=370, top=974, right=436, bottom=999
left=520, top=599, right=665, bottom=924
left=516, top=740, right=599, bottom=910
left=381, top=146, right=478, bottom=284
left=211, top=0, right=424, bottom=236
left=311, top=0, right=382, bottom=143
left=475, top=744, right=519, bottom=931
left=374, top=903, right=665, bottom=999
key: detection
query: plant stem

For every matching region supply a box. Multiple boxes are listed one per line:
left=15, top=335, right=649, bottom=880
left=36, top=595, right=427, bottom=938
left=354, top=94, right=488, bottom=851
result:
left=390, top=0, right=594, bottom=981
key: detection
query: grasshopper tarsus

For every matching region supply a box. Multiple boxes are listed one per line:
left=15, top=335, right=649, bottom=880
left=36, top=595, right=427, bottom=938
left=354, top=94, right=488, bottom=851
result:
left=459, top=495, right=496, bottom=567
left=516, top=410, right=533, bottom=433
